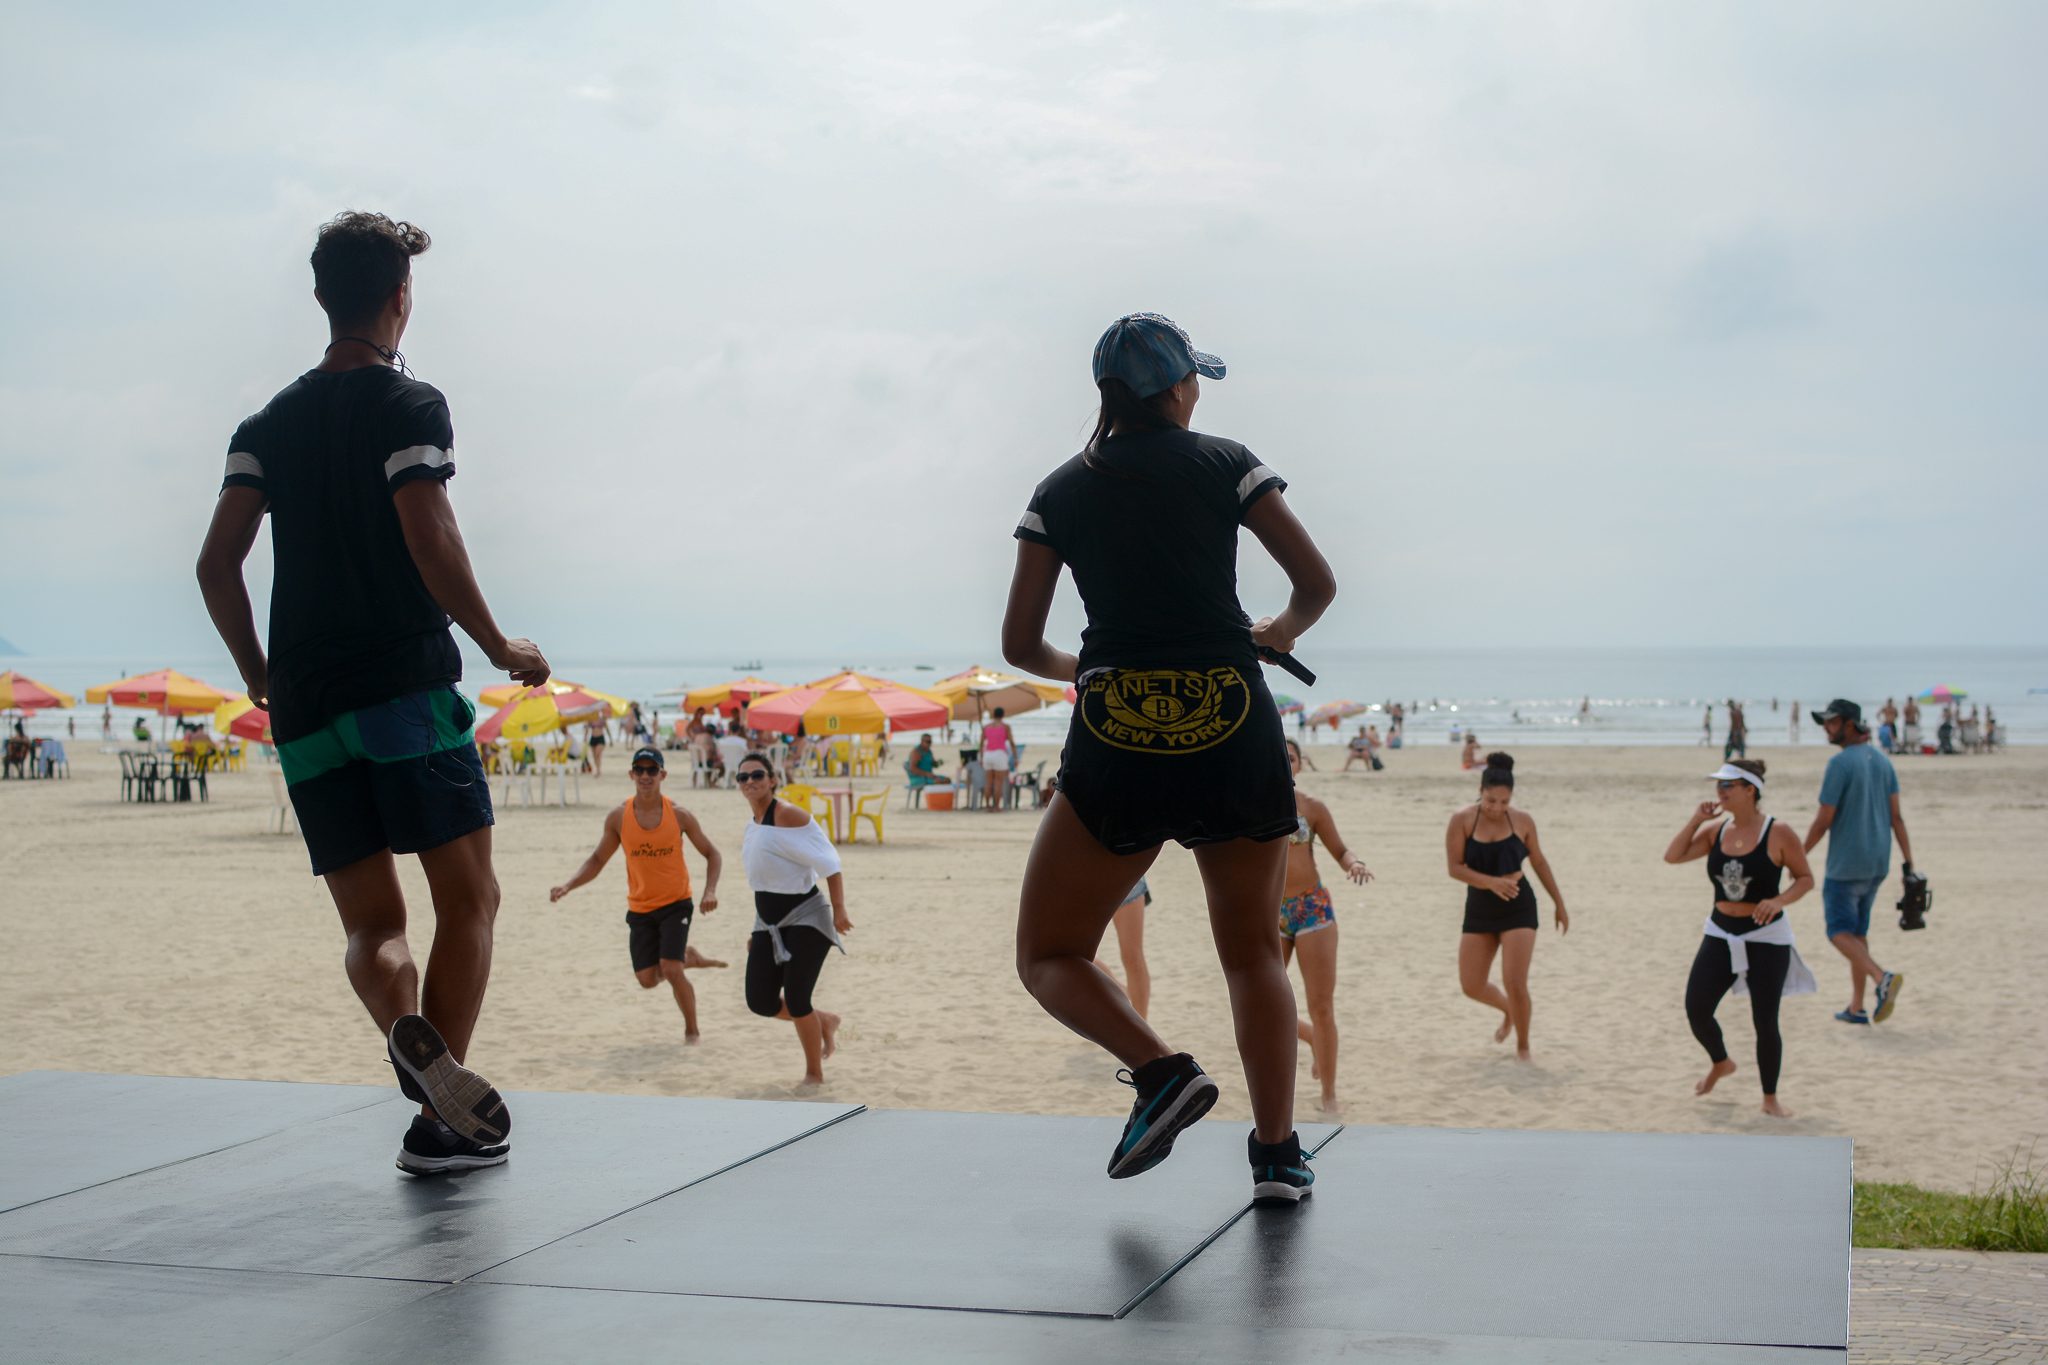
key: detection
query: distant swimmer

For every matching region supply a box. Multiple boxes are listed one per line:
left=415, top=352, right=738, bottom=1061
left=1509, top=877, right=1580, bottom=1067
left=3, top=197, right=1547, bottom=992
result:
left=1664, top=760, right=1817, bottom=1119
left=1006, top=312, right=1334, bottom=1204
left=1701, top=704, right=1713, bottom=746
left=1281, top=739, right=1373, bottom=1114
left=550, top=747, right=729, bottom=1042
left=735, top=754, right=851, bottom=1085
left=1445, top=754, right=1569, bottom=1060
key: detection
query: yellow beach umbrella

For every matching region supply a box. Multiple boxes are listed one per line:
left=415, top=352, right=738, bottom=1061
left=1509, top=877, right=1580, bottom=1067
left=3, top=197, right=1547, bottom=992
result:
left=683, top=676, right=792, bottom=714
left=86, top=669, right=233, bottom=715
left=0, top=671, right=76, bottom=712
left=475, top=687, right=608, bottom=744
left=930, top=666, right=1067, bottom=723
left=214, top=695, right=272, bottom=742
left=476, top=679, right=630, bottom=716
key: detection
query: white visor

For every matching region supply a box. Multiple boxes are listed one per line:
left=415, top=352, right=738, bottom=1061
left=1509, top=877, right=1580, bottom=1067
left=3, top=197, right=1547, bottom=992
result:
left=1707, top=764, right=1763, bottom=790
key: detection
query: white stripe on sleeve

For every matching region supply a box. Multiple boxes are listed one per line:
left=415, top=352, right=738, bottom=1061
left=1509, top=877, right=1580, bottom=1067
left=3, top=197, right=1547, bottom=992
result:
left=1235, top=464, right=1280, bottom=504
left=224, top=450, right=264, bottom=481
left=384, top=444, right=453, bottom=482
left=1018, top=510, right=1047, bottom=535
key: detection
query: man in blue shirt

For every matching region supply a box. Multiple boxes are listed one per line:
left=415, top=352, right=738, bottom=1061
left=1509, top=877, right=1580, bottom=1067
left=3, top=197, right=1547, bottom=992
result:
left=1803, top=700, right=1915, bottom=1025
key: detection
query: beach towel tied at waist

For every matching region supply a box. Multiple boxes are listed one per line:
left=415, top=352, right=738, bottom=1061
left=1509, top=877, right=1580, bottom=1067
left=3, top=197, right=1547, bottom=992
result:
left=1700, top=913, right=1817, bottom=998
left=751, top=889, right=844, bottom=965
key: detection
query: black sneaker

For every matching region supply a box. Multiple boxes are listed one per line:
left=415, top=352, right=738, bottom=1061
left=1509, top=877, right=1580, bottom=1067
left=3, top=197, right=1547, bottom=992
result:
left=1107, top=1053, right=1219, bottom=1179
left=1249, top=1130, right=1314, bottom=1205
left=387, top=1015, right=511, bottom=1145
left=387, top=1049, right=430, bottom=1105
left=395, top=1115, right=510, bottom=1177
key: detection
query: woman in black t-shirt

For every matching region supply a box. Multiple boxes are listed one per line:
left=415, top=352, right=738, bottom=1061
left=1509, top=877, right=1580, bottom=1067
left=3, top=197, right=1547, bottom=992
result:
left=1003, top=313, right=1337, bottom=1204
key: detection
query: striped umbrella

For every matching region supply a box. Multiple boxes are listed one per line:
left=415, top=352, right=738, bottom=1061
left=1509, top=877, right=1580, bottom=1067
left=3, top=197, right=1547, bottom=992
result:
left=1307, top=700, right=1367, bottom=727
left=1272, top=693, right=1305, bottom=715
left=0, top=671, right=75, bottom=713
left=85, top=668, right=231, bottom=715
left=214, top=695, right=272, bottom=743
left=682, top=676, right=793, bottom=718
left=475, top=687, right=610, bottom=744
left=1914, top=685, right=1967, bottom=704
left=745, top=672, right=950, bottom=737
left=478, top=679, right=631, bottom=715
left=929, top=666, right=1068, bottom=723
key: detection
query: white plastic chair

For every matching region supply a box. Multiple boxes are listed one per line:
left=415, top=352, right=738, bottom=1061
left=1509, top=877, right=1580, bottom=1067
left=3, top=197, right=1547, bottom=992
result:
left=265, top=767, right=296, bottom=834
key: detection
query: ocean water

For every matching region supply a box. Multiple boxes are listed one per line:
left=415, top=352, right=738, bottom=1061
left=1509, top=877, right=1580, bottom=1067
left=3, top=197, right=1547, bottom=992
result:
left=11, top=645, right=2043, bottom=747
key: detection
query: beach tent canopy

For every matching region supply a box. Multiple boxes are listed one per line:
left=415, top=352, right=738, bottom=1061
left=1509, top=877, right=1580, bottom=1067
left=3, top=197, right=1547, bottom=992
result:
left=477, top=679, right=630, bottom=716
left=682, top=677, right=791, bottom=715
left=929, top=666, right=1067, bottom=723
left=0, top=671, right=76, bottom=712
left=1914, top=685, right=1968, bottom=703
left=214, top=695, right=272, bottom=743
left=476, top=687, right=609, bottom=744
left=85, top=669, right=232, bottom=715
left=745, top=672, right=950, bottom=737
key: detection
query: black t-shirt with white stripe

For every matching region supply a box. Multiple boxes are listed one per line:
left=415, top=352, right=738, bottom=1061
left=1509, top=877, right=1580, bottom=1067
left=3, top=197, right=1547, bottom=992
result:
left=1014, top=427, right=1284, bottom=672
left=222, top=367, right=461, bottom=742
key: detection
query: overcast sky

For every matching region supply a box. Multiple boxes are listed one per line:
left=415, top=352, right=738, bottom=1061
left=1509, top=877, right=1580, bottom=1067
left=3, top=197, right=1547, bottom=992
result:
left=2, top=1, right=2041, bottom=662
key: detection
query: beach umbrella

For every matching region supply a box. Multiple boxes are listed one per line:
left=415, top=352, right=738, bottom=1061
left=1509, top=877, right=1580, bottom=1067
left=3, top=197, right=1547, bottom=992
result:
left=1914, top=685, right=1967, bottom=704
left=745, top=671, right=950, bottom=737
left=474, top=687, right=609, bottom=744
left=929, top=666, right=1068, bottom=723
left=0, top=671, right=75, bottom=713
left=1308, top=700, right=1366, bottom=727
left=86, top=668, right=232, bottom=715
left=477, top=679, right=630, bottom=715
left=682, top=676, right=791, bottom=715
left=214, top=695, right=272, bottom=743
left=1272, top=693, right=1305, bottom=716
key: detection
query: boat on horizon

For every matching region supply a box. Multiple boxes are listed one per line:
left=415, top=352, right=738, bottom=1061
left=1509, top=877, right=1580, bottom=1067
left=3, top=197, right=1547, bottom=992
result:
left=732, top=659, right=763, bottom=672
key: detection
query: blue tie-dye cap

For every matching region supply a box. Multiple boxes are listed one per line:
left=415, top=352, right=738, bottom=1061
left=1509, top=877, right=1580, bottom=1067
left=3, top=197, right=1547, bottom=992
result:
left=1091, top=313, right=1226, bottom=398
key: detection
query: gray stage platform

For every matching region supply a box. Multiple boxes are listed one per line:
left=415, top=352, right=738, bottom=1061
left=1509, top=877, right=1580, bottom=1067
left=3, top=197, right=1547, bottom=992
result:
left=0, top=1072, right=1850, bottom=1363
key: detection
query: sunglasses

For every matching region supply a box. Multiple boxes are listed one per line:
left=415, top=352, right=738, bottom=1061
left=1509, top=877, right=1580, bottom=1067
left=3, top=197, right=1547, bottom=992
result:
left=735, top=770, right=772, bottom=784
left=631, top=766, right=662, bottom=776
left=1715, top=780, right=1747, bottom=790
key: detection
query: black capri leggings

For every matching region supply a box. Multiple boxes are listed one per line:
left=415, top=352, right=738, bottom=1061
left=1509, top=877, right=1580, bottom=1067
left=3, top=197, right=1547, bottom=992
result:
left=1684, top=929, right=1791, bottom=1095
left=745, top=892, right=834, bottom=1020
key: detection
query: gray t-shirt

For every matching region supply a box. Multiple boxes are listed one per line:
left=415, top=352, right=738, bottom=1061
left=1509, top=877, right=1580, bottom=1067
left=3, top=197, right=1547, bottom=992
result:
left=1817, top=742, right=1899, bottom=881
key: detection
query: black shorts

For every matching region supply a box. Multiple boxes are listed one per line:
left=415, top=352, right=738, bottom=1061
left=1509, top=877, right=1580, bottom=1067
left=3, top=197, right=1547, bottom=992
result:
left=1462, top=890, right=1540, bottom=935
left=1055, top=663, right=1296, bottom=856
left=627, top=899, right=694, bottom=972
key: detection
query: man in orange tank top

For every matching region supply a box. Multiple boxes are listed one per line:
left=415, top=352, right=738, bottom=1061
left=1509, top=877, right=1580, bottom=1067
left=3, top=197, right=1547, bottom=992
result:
left=551, top=747, right=727, bottom=1040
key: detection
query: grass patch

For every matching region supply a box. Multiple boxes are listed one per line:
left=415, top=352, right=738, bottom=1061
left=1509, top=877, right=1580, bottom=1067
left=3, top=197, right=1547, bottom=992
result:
left=1855, top=1147, right=2048, bottom=1251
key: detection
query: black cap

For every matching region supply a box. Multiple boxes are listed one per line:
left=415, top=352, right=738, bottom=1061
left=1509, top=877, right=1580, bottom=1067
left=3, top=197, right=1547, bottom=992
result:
left=1811, top=699, right=1862, bottom=726
left=631, top=747, right=664, bottom=769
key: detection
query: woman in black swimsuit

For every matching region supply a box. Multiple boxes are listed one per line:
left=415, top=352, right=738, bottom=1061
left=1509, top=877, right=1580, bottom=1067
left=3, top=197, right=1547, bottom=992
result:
left=1444, top=753, right=1568, bottom=1060
left=1004, top=313, right=1337, bottom=1204
left=1662, top=758, right=1815, bottom=1119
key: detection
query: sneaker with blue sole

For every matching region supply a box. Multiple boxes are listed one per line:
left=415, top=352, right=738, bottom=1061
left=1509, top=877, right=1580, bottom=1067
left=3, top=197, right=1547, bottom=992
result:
left=1250, top=1130, right=1315, bottom=1205
left=1108, top=1053, right=1219, bottom=1179
left=395, top=1115, right=509, bottom=1177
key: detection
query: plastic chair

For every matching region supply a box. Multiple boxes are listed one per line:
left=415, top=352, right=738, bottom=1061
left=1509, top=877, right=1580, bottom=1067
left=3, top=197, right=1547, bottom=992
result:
left=780, top=782, right=837, bottom=843
left=266, top=767, right=297, bottom=834
left=851, top=787, right=890, bottom=843
left=38, top=739, right=69, bottom=778
left=1008, top=760, right=1048, bottom=809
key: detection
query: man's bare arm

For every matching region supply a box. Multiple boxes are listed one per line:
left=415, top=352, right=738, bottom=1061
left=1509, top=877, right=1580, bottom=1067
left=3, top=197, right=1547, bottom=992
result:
left=391, top=479, right=548, bottom=685
left=195, top=487, right=272, bottom=701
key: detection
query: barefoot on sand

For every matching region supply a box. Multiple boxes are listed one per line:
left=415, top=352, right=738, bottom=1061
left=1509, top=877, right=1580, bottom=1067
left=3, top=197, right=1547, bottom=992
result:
left=819, top=1010, right=841, bottom=1059
left=1493, top=1015, right=1513, bottom=1045
left=1760, top=1096, right=1792, bottom=1119
left=683, top=946, right=728, bottom=970
left=1695, top=1060, right=1737, bottom=1096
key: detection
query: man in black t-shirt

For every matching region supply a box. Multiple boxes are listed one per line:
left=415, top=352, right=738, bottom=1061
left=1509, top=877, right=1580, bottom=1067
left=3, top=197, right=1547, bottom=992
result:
left=197, top=212, right=549, bottom=1177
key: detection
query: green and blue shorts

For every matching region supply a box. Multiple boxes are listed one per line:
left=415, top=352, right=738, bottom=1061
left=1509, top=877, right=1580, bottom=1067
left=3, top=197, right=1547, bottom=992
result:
left=278, top=686, right=493, bottom=876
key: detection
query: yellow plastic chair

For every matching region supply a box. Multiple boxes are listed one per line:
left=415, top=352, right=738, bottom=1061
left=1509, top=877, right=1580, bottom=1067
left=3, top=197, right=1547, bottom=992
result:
left=780, top=782, right=837, bottom=843
left=853, top=738, right=883, bottom=777
left=850, top=787, right=890, bottom=843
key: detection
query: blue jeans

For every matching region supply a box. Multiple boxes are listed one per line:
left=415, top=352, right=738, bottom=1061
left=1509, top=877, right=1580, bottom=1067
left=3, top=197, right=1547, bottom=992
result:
left=1822, top=875, right=1884, bottom=940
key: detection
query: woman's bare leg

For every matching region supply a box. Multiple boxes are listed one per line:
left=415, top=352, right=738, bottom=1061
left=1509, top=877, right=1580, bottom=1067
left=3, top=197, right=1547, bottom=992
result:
left=1016, top=796, right=1166, bottom=1068
left=1498, top=927, right=1537, bottom=1059
left=1458, top=932, right=1514, bottom=1042
left=1191, top=836, right=1296, bottom=1144
left=1112, top=899, right=1150, bottom=1020
left=1292, top=926, right=1341, bottom=1112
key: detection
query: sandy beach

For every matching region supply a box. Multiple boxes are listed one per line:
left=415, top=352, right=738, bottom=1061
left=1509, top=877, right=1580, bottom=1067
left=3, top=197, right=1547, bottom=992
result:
left=2, top=740, right=2040, bottom=1193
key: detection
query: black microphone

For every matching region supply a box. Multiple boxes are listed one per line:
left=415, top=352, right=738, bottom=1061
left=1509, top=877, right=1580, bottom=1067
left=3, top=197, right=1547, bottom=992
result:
left=1256, top=647, right=1317, bottom=687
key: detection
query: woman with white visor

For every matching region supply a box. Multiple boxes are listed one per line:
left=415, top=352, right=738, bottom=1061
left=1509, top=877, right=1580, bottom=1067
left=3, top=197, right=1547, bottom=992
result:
left=1662, top=758, right=1816, bottom=1118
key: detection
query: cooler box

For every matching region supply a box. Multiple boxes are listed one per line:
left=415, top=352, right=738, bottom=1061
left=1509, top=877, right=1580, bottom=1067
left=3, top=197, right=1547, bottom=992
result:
left=923, top=784, right=957, bottom=810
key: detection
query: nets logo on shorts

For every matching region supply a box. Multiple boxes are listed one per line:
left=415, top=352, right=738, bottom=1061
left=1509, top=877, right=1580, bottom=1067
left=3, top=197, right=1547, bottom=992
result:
left=1080, top=668, right=1252, bottom=754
